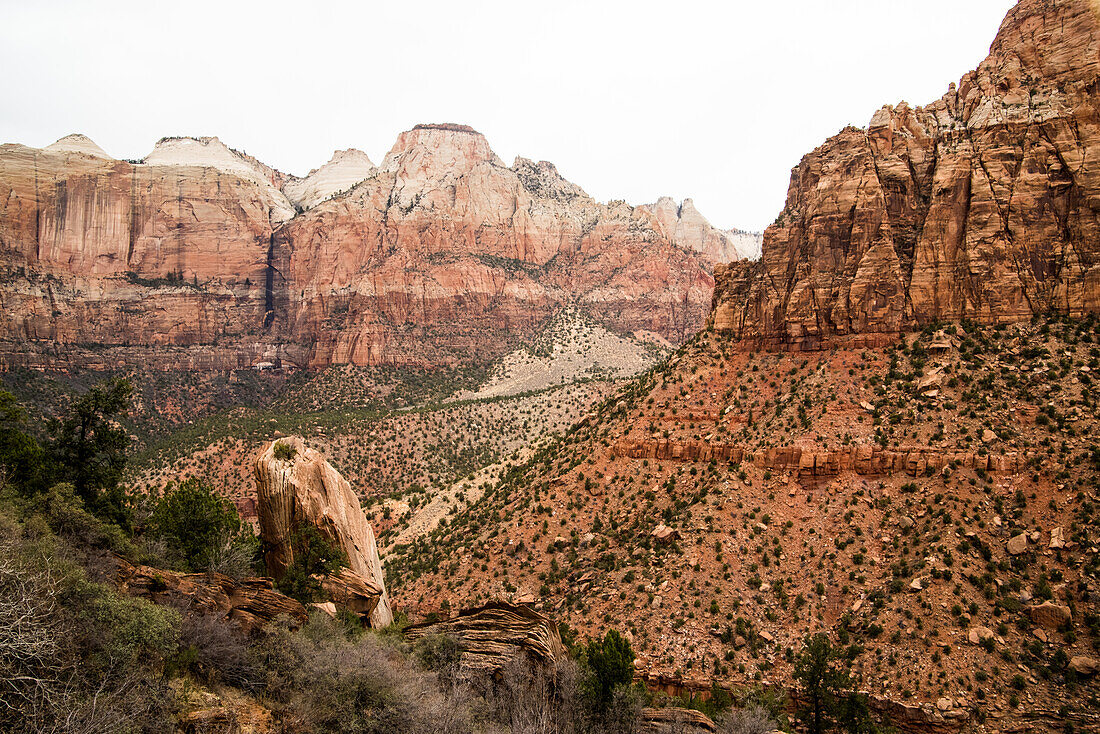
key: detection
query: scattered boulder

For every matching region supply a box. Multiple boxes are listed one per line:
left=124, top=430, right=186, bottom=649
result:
left=1050, top=527, right=1065, bottom=550
left=254, top=437, right=392, bottom=627
left=1029, top=601, right=1072, bottom=631
left=112, top=555, right=307, bottom=634
left=1069, top=655, right=1100, bottom=676
left=1007, top=533, right=1029, bottom=555
left=403, top=602, right=566, bottom=677
left=651, top=524, right=679, bottom=544
left=968, top=627, right=994, bottom=645
left=321, top=567, right=385, bottom=620
left=916, top=369, right=943, bottom=394
left=928, top=330, right=957, bottom=352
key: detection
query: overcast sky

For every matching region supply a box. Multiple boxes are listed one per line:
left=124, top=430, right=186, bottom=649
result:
left=1, top=0, right=1016, bottom=233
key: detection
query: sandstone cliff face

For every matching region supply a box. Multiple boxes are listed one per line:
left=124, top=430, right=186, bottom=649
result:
left=0, top=124, right=737, bottom=370
left=282, top=148, right=376, bottom=211
left=276, top=124, right=717, bottom=367
left=142, top=136, right=295, bottom=223
left=0, top=140, right=288, bottom=367
left=253, top=436, right=393, bottom=627
left=712, top=0, right=1100, bottom=348
left=641, top=196, right=757, bottom=264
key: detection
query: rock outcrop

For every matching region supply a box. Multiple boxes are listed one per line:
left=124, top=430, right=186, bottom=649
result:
left=403, top=602, right=566, bottom=676
left=639, top=707, right=717, bottom=734
left=640, top=197, right=757, bottom=264
left=253, top=436, right=392, bottom=627
left=612, top=439, right=1026, bottom=476
left=282, top=148, right=376, bottom=210
left=711, top=0, right=1100, bottom=349
left=111, top=556, right=308, bottom=634
left=0, top=123, right=744, bottom=370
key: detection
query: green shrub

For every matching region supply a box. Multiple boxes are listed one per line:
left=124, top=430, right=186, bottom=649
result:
left=273, top=441, right=297, bottom=461
left=276, top=525, right=348, bottom=603
left=151, top=477, right=240, bottom=572
left=583, top=628, right=635, bottom=708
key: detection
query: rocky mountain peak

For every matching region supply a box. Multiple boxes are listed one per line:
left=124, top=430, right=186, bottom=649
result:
left=381, top=122, right=504, bottom=175
left=143, top=135, right=296, bottom=224
left=712, top=0, right=1100, bottom=348
left=512, top=156, right=589, bottom=201
left=43, top=133, right=112, bottom=158
left=986, top=0, right=1100, bottom=89
left=641, top=196, right=752, bottom=265
left=378, top=122, right=506, bottom=210
left=283, top=148, right=376, bottom=211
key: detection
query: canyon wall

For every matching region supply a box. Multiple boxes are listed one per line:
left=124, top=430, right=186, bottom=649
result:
left=711, top=0, right=1100, bottom=349
left=0, top=125, right=741, bottom=371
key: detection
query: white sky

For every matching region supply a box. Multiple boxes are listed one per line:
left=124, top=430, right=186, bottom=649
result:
left=0, top=0, right=1016, bottom=233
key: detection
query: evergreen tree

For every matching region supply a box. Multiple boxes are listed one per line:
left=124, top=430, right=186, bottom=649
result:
left=794, top=633, right=878, bottom=734
left=47, top=378, right=132, bottom=523
left=584, top=628, right=635, bottom=709
left=0, top=389, right=46, bottom=496
left=152, top=477, right=241, bottom=571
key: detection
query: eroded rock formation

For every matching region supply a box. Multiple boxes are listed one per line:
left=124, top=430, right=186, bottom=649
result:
left=711, top=0, right=1100, bottom=349
left=403, top=602, right=566, bottom=676
left=111, top=555, right=308, bottom=634
left=638, top=707, right=717, bottom=734
left=611, top=439, right=1025, bottom=476
left=253, top=436, right=392, bottom=627
left=641, top=197, right=759, bottom=264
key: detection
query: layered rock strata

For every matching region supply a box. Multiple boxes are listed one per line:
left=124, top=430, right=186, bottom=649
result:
left=611, top=440, right=1026, bottom=476
left=402, top=602, right=566, bottom=676
left=112, top=556, right=308, bottom=634
left=0, top=124, right=742, bottom=370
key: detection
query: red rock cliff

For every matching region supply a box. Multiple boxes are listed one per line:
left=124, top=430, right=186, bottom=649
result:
left=711, top=0, right=1100, bottom=348
left=0, top=127, right=732, bottom=370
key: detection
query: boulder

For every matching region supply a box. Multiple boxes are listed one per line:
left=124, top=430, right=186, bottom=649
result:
left=1050, top=527, right=1066, bottom=550
left=651, top=524, right=680, bottom=544
left=254, top=437, right=392, bottom=627
left=1007, top=533, right=1028, bottom=555
left=321, top=567, right=386, bottom=620
left=968, top=627, right=994, bottom=645
left=1029, top=602, right=1072, bottom=631
left=1069, top=655, right=1100, bottom=676
left=639, top=707, right=716, bottom=733
left=403, top=602, right=567, bottom=677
